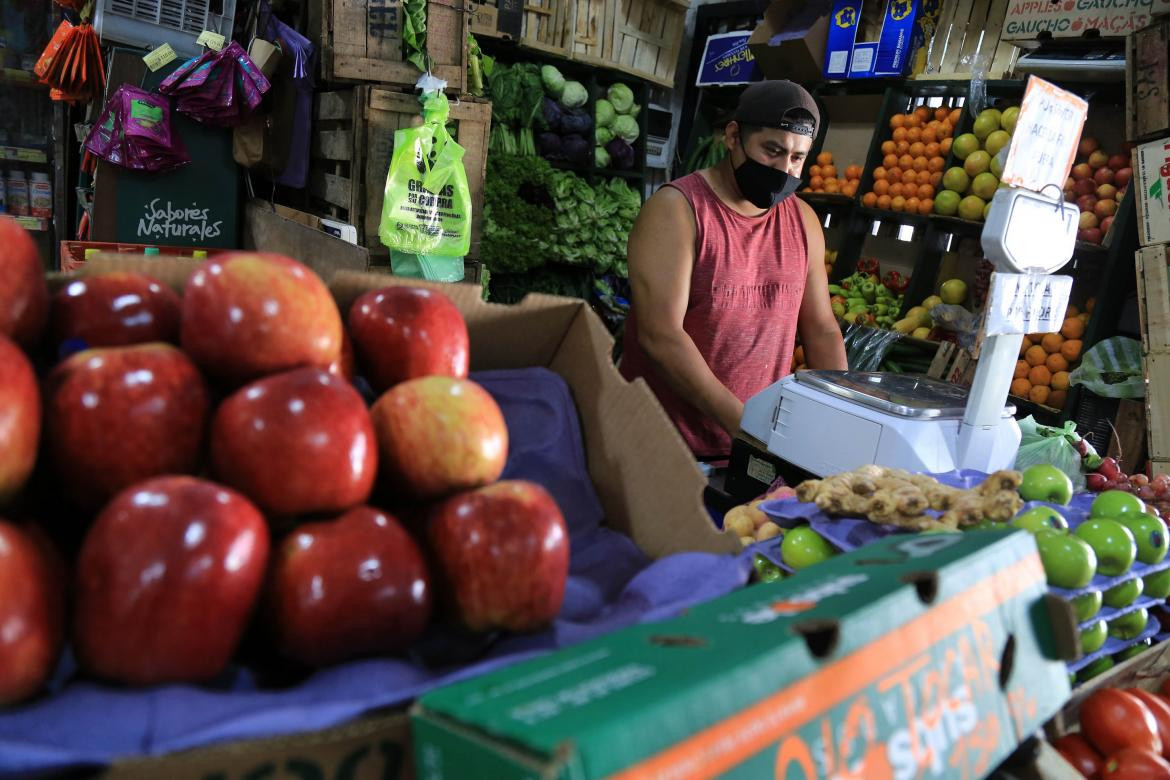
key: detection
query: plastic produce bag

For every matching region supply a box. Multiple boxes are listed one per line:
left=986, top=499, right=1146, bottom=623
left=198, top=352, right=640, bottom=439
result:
left=389, top=250, right=465, bottom=282
left=1014, top=416, right=1093, bottom=491
left=844, top=323, right=903, bottom=371
left=379, top=92, right=472, bottom=257
left=1069, top=337, right=1145, bottom=399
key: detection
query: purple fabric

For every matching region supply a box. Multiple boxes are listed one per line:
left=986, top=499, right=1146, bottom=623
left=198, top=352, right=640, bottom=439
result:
left=262, top=4, right=314, bottom=189
left=0, top=367, right=750, bottom=776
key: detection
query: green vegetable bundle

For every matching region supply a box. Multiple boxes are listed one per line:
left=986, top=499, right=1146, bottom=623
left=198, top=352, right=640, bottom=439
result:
left=547, top=172, right=640, bottom=276
left=467, top=34, right=494, bottom=97
left=684, top=131, right=728, bottom=174
left=403, top=0, right=427, bottom=71
left=487, top=63, right=544, bottom=156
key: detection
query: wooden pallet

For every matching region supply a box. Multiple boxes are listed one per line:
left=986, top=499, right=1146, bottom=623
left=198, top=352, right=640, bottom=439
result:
left=470, top=0, right=575, bottom=59
left=1136, top=243, right=1170, bottom=476
left=1128, top=18, right=1170, bottom=143
left=308, top=87, right=492, bottom=264
left=916, top=0, right=1018, bottom=80
left=309, top=0, right=468, bottom=92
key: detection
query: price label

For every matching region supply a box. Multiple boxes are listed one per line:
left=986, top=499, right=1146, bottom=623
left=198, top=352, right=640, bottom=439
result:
left=195, top=30, right=226, bottom=51
left=985, top=272, right=1073, bottom=336
left=143, top=43, right=177, bottom=71
left=1000, top=76, right=1088, bottom=193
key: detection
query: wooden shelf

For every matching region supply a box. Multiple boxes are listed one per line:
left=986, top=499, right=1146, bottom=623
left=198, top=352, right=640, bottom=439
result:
left=0, top=146, right=48, bottom=164
left=0, top=69, right=47, bottom=90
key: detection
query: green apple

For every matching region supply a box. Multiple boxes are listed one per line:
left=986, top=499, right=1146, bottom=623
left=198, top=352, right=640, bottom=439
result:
left=1000, top=106, right=1020, bottom=134
left=1116, top=513, right=1169, bottom=564
left=1074, top=519, right=1137, bottom=577
left=964, top=519, right=1004, bottom=532
left=1116, top=638, right=1154, bottom=662
left=1077, top=656, right=1115, bottom=682
left=1090, top=490, right=1148, bottom=519
left=1080, top=618, right=1108, bottom=654
left=1108, top=607, right=1150, bottom=640
left=1035, top=529, right=1097, bottom=589
left=1018, top=465, right=1074, bottom=505
left=1103, top=576, right=1143, bottom=608
left=780, top=527, right=836, bottom=571
left=1011, top=506, right=1069, bottom=534
left=1071, top=590, right=1103, bottom=622
left=1144, top=568, right=1170, bottom=599
left=939, top=279, right=968, bottom=305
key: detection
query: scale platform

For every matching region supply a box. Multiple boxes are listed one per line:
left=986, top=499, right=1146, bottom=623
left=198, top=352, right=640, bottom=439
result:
left=740, top=370, right=1021, bottom=478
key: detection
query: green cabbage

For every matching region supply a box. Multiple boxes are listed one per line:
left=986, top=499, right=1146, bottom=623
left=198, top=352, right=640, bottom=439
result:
left=595, top=146, right=611, bottom=169
left=595, top=98, right=615, bottom=128
left=607, top=83, right=635, bottom=114
left=560, top=81, right=588, bottom=109
left=595, top=126, right=614, bottom=146
left=612, top=114, right=639, bottom=143
left=540, top=65, right=565, bottom=99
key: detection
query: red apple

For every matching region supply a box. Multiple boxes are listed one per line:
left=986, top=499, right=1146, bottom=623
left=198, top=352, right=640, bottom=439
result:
left=1079, top=209, right=1099, bottom=229
left=428, top=480, right=569, bottom=632
left=1095, top=199, right=1118, bottom=219
left=1077, top=228, right=1102, bottom=244
left=328, top=330, right=356, bottom=382
left=1107, top=154, right=1128, bottom=170
left=49, top=272, right=180, bottom=354
left=370, top=376, right=507, bottom=501
left=44, top=343, right=210, bottom=510
left=1093, top=167, right=1115, bottom=186
left=0, top=217, right=48, bottom=349
left=265, top=506, right=431, bottom=667
left=1074, top=179, right=1097, bottom=197
left=1088, top=150, right=1109, bottom=170
left=1079, top=137, right=1099, bottom=157
left=1065, top=177, right=1077, bottom=191
left=180, top=252, right=342, bottom=386
left=0, top=336, right=39, bottom=506
left=210, top=368, right=377, bottom=516
left=0, top=520, right=64, bottom=705
left=1116, top=167, right=1133, bottom=189
left=1117, top=187, right=1126, bottom=202
left=1101, top=216, right=1115, bottom=235
left=1096, top=183, right=1118, bottom=202
left=347, top=286, right=469, bottom=394
left=1072, top=163, right=1093, bottom=181
left=74, top=476, right=268, bottom=685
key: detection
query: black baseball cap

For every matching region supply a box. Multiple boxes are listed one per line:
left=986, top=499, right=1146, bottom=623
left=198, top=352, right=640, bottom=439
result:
left=732, top=80, right=820, bottom=138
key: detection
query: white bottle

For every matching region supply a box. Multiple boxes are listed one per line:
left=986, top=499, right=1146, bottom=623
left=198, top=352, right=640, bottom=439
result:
left=29, top=172, right=51, bottom=219
left=7, top=171, right=29, bottom=217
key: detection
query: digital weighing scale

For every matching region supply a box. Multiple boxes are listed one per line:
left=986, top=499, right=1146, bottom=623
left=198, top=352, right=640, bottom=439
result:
left=740, top=186, right=1081, bottom=478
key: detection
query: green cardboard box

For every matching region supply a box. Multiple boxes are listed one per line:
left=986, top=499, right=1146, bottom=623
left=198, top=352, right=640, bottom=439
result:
left=413, top=531, right=1076, bottom=779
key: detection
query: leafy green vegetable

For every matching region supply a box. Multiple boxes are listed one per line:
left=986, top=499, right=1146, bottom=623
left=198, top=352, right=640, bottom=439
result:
left=595, top=126, right=614, bottom=146
left=595, top=99, right=615, bottom=128
left=607, top=83, right=635, bottom=114
left=540, top=65, right=565, bottom=99
left=402, top=0, right=427, bottom=71
left=466, top=34, right=494, bottom=97
left=612, top=114, right=639, bottom=143
left=487, top=63, right=544, bottom=156
left=560, top=81, right=588, bottom=109
left=595, top=145, right=611, bottom=169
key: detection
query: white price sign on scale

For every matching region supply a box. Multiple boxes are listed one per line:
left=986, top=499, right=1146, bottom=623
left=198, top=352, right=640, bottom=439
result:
left=1000, top=76, right=1088, bottom=193
left=985, top=272, right=1073, bottom=336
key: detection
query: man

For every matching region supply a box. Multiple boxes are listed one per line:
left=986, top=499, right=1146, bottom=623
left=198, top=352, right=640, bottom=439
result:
left=620, top=80, right=847, bottom=460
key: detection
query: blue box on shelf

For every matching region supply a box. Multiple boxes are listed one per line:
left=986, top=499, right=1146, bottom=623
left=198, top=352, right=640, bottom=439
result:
left=824, top=0, right=921, bottom=79
left=696, top=31, right=761, bottom=87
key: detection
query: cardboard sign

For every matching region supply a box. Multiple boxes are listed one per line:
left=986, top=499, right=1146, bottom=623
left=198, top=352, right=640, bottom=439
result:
left=696, top=31, right=760, bottom=86
left=1001, top=76, right=1087, bottom=193
left=985, top=272, right=1074, bottom=336
left=1134, top=136, right=1170, bottom=247
left=1003, top=0, right=1158, bottom=40
left=142, top=43, right=177, bottom=72
left=195, top=31, right=226, bottom=51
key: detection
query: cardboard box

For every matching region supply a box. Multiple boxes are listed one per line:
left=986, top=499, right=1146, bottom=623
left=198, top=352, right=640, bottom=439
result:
left=824, top=0, right=921, bottom=79
left=748, top=0, right=830, bottom=84
left=1003, top=0, right=1158, bottom=41
left=413, top=530, right=1077, bottom=779
left=1134, top=136, right=1170, bottom=247
left=242, top=201, right=370, bottom=282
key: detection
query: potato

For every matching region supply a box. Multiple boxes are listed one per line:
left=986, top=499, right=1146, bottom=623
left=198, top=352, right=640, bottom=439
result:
left=739, top=536, right=756, bottom=547
left=755, top=522, right=782, bottom=541
left=724, top=507, right=756, bottom=537
left=747, top=507, right=769, bottom=529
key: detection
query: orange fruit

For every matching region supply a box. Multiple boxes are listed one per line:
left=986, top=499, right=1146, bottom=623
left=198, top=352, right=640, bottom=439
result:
left=930, top=171, right=943, bottom=187
left=907, top=127, right=923, bottom=143
left=917, top=184, right=934, bottom=200
left=822, top=165, right=837, bottom=178
left=898, top=154, right=914, bottom=170
left=816, top=151, right=833, bottom=166
left=915, top=106, right=932, bottom=122
left=873, top=166, right=888, bottom=181
left=877, top=194, right=892, bottom=210
left=928, top=157, right=946, bottom=172
left=903, top=169, right=920, bottom=185
left=949, top=108, right=962, bottom=125
left=843, top=180, right=858, bottom=197
left=1051, top=370, right=1071, bottom=391
left=935, top=107, right=950, bottom=122
left=1061, top=339, right=1083, bottom=362
left=1067, top=305, right=1080, bottom=316
left=1040, top=333, right=1064, bottom=354
left=875, top=179, right=892, bottom=195
left=1049, top=390, right=1067, bottom=408
left=823, top=179, right=840, bottom=193
left=881, top=140, right=896, bottom=155
left=1014, top=360, right=1029, bottom=379
left=809, top=164, right=822, bottom=178
left=1046, top=353, right=1069, bottom=373
left=1028, top=365, right=1051, bottom=386
left=906, top=113, right=923, bottom=129
left=883, top=153, right=899, bottom=169
left=892, top=127, right=909, bottom=142
left=921, top=126, right=938, bottom=144
left=912, top=156, right=929, bottom=172
left=909, top=141, right=926, bottom=158
left=889, top=182, right=904, bottom=198
left=810, top=175, right=824, bottom=189
left=895, top=140, right=911, bottom=156
left=1029, top=385, right=1051, bottom=405
left=891, top=195, right=907, bottom=212
left=940, top=137, right=953, bottom=155
left=917, top=198, right=933, bottom=215
left=862, top=192, right=878, bottom=208
left=1011, top=378, right=1032, bottom=397
left=846, top=165, right=863, bottom=180
left=890, top=114, right=906, bottom=129
left=915, top=170, right=931, bottom=185
left=1061, top=317, right=1085, bottom=340
left=1021, top=336, right=1034, bottom=354
left=905, top=196, right=921, bottom=213
left=1025, top=345, right=1048, bottom=367
left=924, top=142, right=941, bottom=158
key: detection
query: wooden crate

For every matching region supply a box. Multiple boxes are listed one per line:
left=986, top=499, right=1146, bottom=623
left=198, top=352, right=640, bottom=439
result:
left=308, top=87, right=492, bottom=263
left=571, top=0, right=614, bottom=67
left=916, top=0, right=1018, bottom=80
left=605, top=0, right=689, bottom=87
left=469, top=0, right=575, bottom=59
left=310, top=0, right=468, bottom=92
left=1127, top=18, right=1170, bottom=143
left=1136, top=243, right=1170, bottom=475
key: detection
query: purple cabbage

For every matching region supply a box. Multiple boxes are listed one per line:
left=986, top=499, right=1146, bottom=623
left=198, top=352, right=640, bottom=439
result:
left=560, top=108, right=593, bottom=136
left=538, top=132, right=564, bottom=159
left=605, top=138, right=635, bottom=170
left=562, top=134, right=591, bottom=164
left=541, top=97, right=565, bottom=133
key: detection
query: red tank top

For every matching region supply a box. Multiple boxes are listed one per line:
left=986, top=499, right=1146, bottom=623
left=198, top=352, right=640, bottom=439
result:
left=620, top=172, right=809, bottom=457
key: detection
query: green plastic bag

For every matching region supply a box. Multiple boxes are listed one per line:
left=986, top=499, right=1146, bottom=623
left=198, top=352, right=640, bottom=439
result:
left=389, top=250, right=465, bottom=282
left=379, top=92, right=472, bottom=258
left=1014, top=416, right=1095, bottom=491
left=1068, top=336, right=1145, bottom=399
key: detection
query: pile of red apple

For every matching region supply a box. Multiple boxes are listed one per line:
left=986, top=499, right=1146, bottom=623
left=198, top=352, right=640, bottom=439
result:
left=1054, top=686, right=1170, bottom=778
left=0, top=217, right=571, bottom=705
left=1084, top=454, right=1170, bottom=525
left=1063, top=137, right=1132, bottom=246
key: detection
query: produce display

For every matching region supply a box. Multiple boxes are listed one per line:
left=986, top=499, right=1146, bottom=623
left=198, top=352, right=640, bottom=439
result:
left=534, top=65, right=593, bottom=165
left=828, top=260, right=909, bottom=329
left=1087, top=458, right=1170, bottom=526
left=933, top=104, right=1019, bottom=222
left=684, top=130, right=729, bottom=174
left=721, top=484, right=795, bottom=546
left=802, top=151, right=861, bottom=196
left=824, top=247, right=837, bottom=276
left=1063, top=136, right=1132, bottom=245
left=1011, top=303, right=1092, bottom=409
left=861, top=105, right=958, bottom=214
left=1053, top=686, right=1170, bottom=777
left=594, top=81, right=640, bottom=170
left=486, top=62, right=544, bottom=156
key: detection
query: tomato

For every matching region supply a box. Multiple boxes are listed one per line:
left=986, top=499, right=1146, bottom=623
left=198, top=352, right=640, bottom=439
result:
left=1128, top=690, right=1170, bottom=760
left=1081, top=689, right=1163, bottom=757
left=1054, top=734, right=1105, bottom=778
left=1100, top=747, right=1170, bottom=779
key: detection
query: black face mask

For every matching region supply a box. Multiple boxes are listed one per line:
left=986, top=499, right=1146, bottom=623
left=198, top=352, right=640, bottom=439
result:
left=732, top=140, right=801, bottom=210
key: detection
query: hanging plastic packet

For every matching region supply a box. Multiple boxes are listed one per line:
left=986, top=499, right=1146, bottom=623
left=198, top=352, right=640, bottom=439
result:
left=378, top=90, right=472, bottom=271
left=159, top=41, right=270, bottom=127
left=84, top=86, right=190, bottom=173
